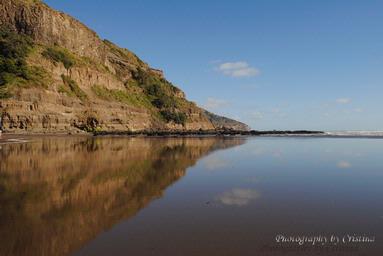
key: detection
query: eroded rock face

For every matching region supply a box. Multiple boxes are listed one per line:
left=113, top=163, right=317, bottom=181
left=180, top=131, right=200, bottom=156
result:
left=0, top=0, right=107, bottom=64
left=0, top=0, right=249, bottom=133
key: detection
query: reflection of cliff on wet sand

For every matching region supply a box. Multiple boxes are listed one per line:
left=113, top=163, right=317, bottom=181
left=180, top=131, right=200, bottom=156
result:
left=0, top=136, right=244, bottom=256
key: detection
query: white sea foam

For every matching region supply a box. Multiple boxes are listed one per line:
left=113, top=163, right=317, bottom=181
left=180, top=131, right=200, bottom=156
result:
left=324, top=131, right=383, bottom=137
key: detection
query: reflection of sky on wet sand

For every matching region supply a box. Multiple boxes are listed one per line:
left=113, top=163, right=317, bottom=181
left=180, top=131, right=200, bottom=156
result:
left=203, top=156, right=230, bottom=171
left=216, top=188, right=260, bottom=206
left=2, top=136, right=383, bottom=256
left=69, top=137, right=383, bottom=256
left=337, top=160, right=352, bottom=169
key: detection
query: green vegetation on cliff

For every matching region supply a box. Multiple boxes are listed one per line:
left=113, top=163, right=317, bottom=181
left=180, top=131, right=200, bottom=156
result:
left=60, top=74, right=88, bottom=101
left=130, top=68, right=188, bottom=124
left=42, top=46, right=75, bottom=69
left=0, top=28, right=49, bottom=98
left=91, top=84, right=152, bottom=109
left=160, top=110, right=187, bottom=125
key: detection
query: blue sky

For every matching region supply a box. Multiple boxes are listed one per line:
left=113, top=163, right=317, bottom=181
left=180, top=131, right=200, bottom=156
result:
left=44, top=0, right=383, bottom=130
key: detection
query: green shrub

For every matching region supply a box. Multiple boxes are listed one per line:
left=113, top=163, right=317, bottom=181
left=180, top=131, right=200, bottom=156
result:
left=25, top=66, right=50, bottom=88
left=58, top=84, right=71, bottom=95
left=42, top=46, right=75, bottom=69
left=60, top=75, right=87, bottom=101
left=160, top=110, right=187, bottom=125
left=0, top=27, right=34, bottom=98
left=0, top=84, right=11, bottom=98
left=129, top=68, right=190, bottom=124
left=151, top=95, right=175, bottom=109
left=131, top=69, right=179, bottom=109
left=0, top=28, right=51, bottom=98
left=0, top=29, right=33, bottom=62
left=92, top=84, right=127, bottom=102
left=124, top=79, right=139, bottom=88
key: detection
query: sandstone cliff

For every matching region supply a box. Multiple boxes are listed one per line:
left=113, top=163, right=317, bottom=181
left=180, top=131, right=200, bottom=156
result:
left=0, top=0, right=249, bottom=133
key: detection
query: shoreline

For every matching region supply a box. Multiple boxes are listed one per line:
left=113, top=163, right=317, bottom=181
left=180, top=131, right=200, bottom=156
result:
left=0, top=130, right=322, bottom=140
left=0, top=130, right=321, bottom=145
left=0, top=130, right=324, bottom=136
left=2, top=130, right=383, bottom=140
left=0, top=130, right=324, bottom=138
left=93, top=130, right=324, bottom=137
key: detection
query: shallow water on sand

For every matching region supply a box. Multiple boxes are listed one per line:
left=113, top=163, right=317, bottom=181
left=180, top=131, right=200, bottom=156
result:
left=0, top=136, right=382, bottom=256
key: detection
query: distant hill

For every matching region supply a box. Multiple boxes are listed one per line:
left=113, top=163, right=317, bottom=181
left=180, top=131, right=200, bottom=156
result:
left=0, top=0, right=249, bottom=133
left=204, top=111, right=250, bottom=131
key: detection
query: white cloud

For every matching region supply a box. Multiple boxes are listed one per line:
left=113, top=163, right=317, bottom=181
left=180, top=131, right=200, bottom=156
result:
left=323, top=112, right=331, bottom=117
left=336, top=98, right=351, bottom=104
left=203, top=97, right=229, bottom=110
left=219, top=62, right=248, bottom=70
left=353, top=108, right=363, bottom=113
left=270, top=108, right=282, bottom=114
left=217, top=61, right=260, bottom=78
left=337, top=161, right=351, bottom=169
left=217, top=188, right=260, bottom=206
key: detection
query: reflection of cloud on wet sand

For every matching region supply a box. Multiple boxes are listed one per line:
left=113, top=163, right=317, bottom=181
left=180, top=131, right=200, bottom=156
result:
left=217, top=188, right=260, bottom=206
left=337, top=161, right=351, bottom=169
left=204, top=156, right=229, bottom=171
left=251, top=147, right=265, bottom=156
left=246, top=177, right=259, bottom=183
left=249, top=147, right=283, bottom=158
